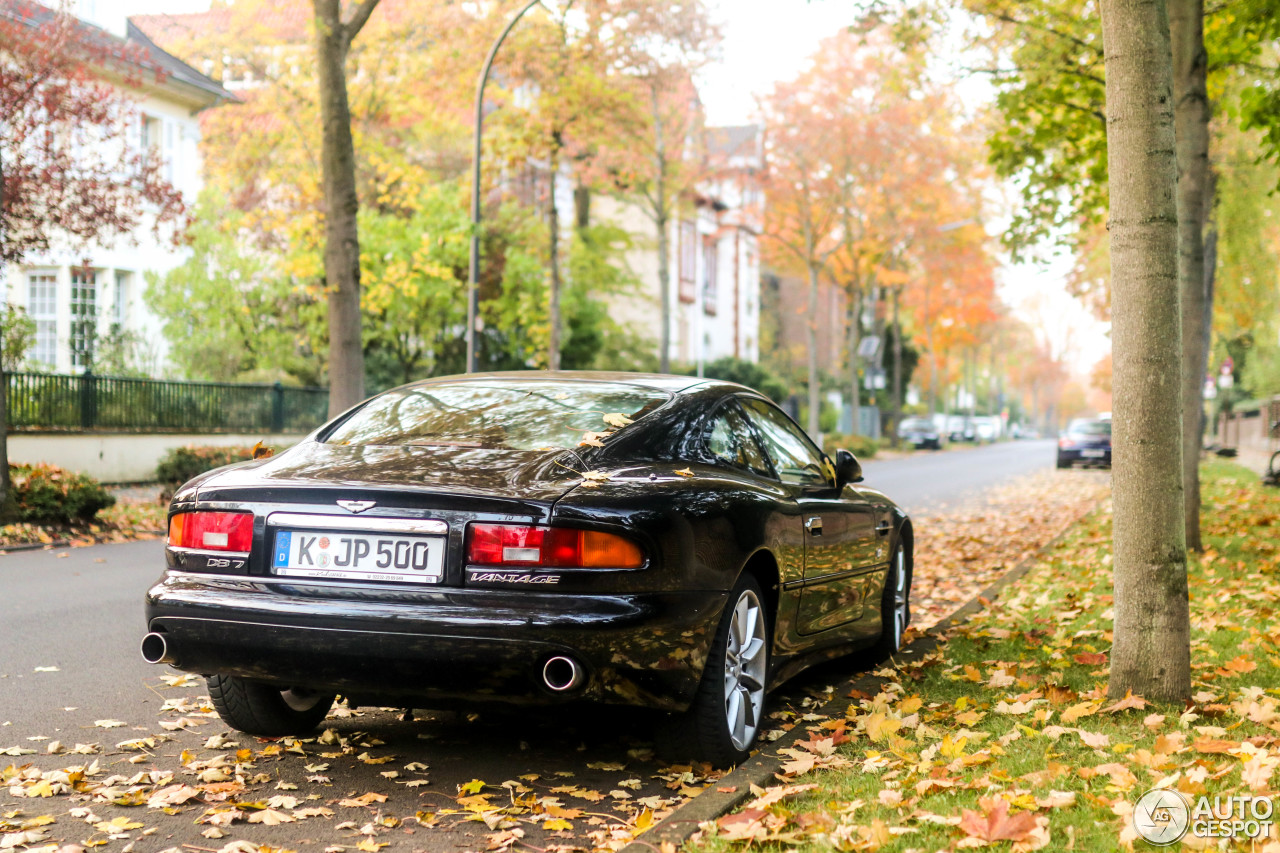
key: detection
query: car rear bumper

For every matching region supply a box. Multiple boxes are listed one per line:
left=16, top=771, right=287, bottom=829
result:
left=1058, top=448, right=1111, bottom=466
left=145, top=571, right=724, bottom=712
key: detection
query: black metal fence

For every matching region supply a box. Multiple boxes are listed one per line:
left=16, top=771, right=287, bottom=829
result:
left=6, top=372, right=329, bottom=434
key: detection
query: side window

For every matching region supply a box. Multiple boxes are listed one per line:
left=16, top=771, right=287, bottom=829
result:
left=741, top=399, right=830, bottom=486
left=705, top=403, right=772, bottom=477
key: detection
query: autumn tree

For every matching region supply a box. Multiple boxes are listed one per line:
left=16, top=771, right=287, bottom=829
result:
left=1101, top=0, right=1190, bottom=701
left=869, top=0, right=1280, bottom=546
left=140, top=0, right=489, bottom=390
left=579, top=0, right=720, bottom=373
left=147, top=192, right=326, bottom=384
left=1170, top=0, right=1210, bottom=550
left=0, top=3, right=184, bottom=510
left=760, top=83, right=843, bottom=439
left=486, top=1, right=650, bottom=370
left=311, top=0, right=380, bottom=415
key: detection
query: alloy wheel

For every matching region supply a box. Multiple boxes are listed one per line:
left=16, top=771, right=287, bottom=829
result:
left=892, top=547, right=909, bottom=648
left=723, top=588, right=767, bottom=751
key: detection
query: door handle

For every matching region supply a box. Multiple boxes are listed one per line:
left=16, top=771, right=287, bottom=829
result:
left=805, top=516, right=823, bottom=536
left=875, top=521, right=892, bottom=537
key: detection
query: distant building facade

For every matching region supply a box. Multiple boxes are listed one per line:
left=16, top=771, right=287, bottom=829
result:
left=599, top=124, right=764, bottom=369
left=0, top=0, right=232, bottom=375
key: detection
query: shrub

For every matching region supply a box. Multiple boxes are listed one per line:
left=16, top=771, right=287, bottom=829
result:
left=824, top=433, right=879, bottom=459
left=10, top=463, right=115, bottom=525
left=156, top=445, right=255, bottom=488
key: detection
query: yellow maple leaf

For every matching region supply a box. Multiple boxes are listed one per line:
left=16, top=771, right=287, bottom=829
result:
left=1061, top=701, right=1100, bottom=724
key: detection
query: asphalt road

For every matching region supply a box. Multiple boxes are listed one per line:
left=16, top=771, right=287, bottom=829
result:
left=860, top=438, right=1059, bottom=516
left=0, top=438, right=1061, bottom=852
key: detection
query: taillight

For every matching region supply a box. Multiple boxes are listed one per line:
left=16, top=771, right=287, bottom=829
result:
left=168, top=512, right=254, bottom=552
left=1059, top=438, right=1075, bottom=448
left=467, top=524, right=644, bottom=569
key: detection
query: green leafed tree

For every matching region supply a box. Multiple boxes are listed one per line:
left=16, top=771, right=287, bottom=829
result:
left=146, top=192, right=327, bottom=385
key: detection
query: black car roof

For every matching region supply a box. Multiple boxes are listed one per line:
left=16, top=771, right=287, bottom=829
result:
left=397, top=370, right=758, bottom=398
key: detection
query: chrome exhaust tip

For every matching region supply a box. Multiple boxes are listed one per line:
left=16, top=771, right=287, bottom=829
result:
left=542, top=655, right=585, bottom=692
left=140, top=632, right=176, bottom=666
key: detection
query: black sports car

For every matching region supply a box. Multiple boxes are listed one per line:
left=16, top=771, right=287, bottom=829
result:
left=142, top=372, right=913, bottom=765
left=1056, top=417, right=1112, bottom=469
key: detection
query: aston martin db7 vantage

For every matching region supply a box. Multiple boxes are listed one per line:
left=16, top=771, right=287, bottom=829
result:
left=142, top=372, right=914, bottom=765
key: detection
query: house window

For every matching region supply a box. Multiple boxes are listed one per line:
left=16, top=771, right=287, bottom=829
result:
left=141, top=114, right=161, bottom=151
left=702, top=237, right=718, bottom=315
left=27, top=272, right=58, bottom=369
left=165, top=121, right=175, bottom=183
left=70, top=269, right=97, bottom=371
left=114, top=271, right=131, bottom=325
left=678, top=220, right=697, bottom=304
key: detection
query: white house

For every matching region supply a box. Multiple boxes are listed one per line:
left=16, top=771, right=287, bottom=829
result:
left=0, top=0, right=232, bottom=375
left=598, top=124, right=764, bottom=370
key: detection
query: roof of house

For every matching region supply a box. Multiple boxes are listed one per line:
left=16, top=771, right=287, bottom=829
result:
left=131, top=3, right=311, bottom=46
left=0, top=0, right=235, bottom=108
left=708, top=124, right=763, bottom=162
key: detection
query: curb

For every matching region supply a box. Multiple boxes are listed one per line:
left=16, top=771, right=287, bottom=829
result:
left=0, top=530, right=166, bottom=556
left=620, top=497, right=1105, bottom=853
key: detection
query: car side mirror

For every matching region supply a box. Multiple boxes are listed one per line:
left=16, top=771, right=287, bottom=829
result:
left=835, top=448, right=862, bottom=488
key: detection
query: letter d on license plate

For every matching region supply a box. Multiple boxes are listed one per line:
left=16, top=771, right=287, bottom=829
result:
left=272, top=530, right=444, bottom=583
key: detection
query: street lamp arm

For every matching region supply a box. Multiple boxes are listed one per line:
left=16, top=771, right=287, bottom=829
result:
left=466, top=0, right=546, bottom=374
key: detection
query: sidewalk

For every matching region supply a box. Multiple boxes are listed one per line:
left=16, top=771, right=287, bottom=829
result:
left=1224, top=446, right=1273, bottom=479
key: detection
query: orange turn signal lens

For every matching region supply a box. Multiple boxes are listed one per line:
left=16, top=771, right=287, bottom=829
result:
left=579, top=530, right=645, bottom=568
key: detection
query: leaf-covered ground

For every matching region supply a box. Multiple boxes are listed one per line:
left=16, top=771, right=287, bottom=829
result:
left=0, top=469, right=1114, bottom=853
left=0, top=492, right=166, bottom=552
left=908, top=468, right=1111, bottom=630
left=690, top=460, right=1280, bottom=852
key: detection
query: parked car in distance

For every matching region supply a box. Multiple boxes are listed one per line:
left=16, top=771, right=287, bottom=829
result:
left=141, top=372, right=914, bottom=767
left=946, top=415, right=975, bottom=442
left=899, top=416, right=944, bottom=450
left=1057, top=417, right=1112, bottom=468
left=972, top=416, right=1001, bottom=443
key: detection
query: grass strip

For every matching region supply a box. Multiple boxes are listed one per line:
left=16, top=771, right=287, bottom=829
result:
left=688, top=460, right=1280, bottom=852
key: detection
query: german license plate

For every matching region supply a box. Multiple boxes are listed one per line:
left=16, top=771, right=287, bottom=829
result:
left=1081, top=449, right=1105, bottom=458
left=272, top=530, right=444, bottom=583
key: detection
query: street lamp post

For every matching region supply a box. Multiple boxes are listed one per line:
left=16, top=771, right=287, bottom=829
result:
left=466, top=0, right=545, bottom=374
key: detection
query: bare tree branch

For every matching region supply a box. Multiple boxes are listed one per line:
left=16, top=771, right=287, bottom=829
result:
left=343, top=0, right=381, bottom=45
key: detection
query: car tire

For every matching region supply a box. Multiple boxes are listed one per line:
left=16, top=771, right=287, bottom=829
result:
left=1056, top=455, right=1070, bottom=469
left=669, top=574, right=770, bottom=767
left=207, top=675, right=334, bottom=737
left=860, top=541, right=911, bottom=665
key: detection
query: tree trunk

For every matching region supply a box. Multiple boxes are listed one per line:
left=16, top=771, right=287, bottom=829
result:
left=652, top=83, right=671, bottom=374
left=547, top=146, right=562, bottom=371
left=807, top=261, right=820, bottom=441
left=0, top=146, right=9, bottom=516
left=1170, top=0, right=1210, bottom=552
left=1101, top=0, right=1191, bottom=702
left=892, top=289, right=903, bottom=441
left=314, top=0, right=368, bottom=417
left=1200, top=210, right=1217, bottom=399
left=848, top=287, right=861, bottom=436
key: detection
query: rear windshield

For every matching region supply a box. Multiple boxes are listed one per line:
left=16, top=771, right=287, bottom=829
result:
left=324, top=381, right=670, bottom=451
left=1068, top=419, right=1111, bottom=436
